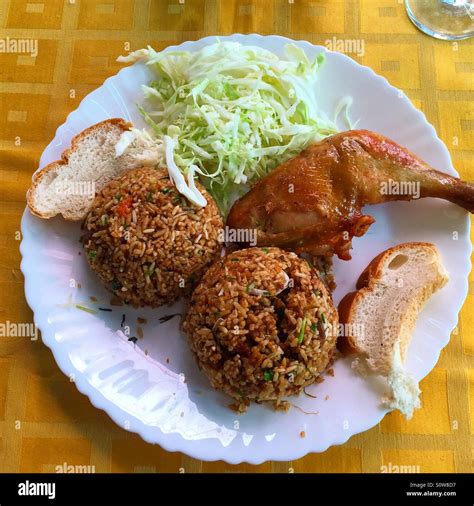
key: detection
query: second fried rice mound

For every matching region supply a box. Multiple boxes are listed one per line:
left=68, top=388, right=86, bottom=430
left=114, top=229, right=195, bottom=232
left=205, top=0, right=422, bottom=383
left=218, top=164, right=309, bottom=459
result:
left=183, top=247, right=338, bottom=411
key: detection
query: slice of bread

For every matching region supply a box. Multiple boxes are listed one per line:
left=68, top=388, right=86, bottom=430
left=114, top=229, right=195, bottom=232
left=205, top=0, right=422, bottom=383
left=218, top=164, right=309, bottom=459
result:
left=27, top=118, right=160, bottom=221
left=338, top=242, right=449, bottom=418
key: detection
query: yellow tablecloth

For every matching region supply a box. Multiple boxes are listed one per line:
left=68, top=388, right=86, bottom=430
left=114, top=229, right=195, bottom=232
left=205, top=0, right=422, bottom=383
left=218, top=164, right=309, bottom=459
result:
left=0, top=0, right=472, bottom=473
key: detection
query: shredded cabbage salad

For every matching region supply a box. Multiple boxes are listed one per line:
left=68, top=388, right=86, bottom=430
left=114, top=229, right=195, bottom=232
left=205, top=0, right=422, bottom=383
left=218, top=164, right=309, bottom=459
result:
left=117, top=42, right=341, bottom=213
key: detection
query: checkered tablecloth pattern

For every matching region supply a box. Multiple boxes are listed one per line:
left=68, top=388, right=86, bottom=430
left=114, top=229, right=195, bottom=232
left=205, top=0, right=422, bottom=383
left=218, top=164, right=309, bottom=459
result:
left=0, top=0, right=472, bottom=473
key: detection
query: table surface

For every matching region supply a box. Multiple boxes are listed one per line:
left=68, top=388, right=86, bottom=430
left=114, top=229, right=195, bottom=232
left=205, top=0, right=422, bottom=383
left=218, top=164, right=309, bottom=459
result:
left=0, top=0, right=473, bottom=473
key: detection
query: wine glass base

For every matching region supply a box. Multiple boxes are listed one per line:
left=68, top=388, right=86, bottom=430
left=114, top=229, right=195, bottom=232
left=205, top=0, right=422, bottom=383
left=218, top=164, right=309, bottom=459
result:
left=405, top=1, right=474, bottom=41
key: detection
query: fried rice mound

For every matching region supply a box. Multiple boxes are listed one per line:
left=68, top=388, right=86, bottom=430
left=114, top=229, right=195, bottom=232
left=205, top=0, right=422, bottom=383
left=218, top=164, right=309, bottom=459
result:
left=83, top=167, right=223, bottom=307
left=182, top=247, right=338, bottom=411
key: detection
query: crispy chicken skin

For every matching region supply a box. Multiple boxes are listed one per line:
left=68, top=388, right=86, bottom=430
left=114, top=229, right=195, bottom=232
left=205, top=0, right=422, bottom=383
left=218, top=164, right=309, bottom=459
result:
left=227, top=130, right=474, bottom=260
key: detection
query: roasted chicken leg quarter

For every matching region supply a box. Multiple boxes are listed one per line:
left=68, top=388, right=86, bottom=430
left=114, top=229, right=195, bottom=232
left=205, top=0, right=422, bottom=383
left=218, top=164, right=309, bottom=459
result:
left=227, top=130, right=474, bottom=260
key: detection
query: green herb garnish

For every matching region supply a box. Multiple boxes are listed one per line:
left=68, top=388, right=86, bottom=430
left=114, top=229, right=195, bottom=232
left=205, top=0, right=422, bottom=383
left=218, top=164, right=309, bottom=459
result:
left=263, top=370, right=273, bottom=381
left=321, top=312, right=327, bottom=324
left=145, top=192, right=153, bottom=202
left=88, top=250, right=97, bottom=260
left=297, top=316, right=307, bottom=344
left=310, top=322, right=317, bottom=332
left=75, top=304, right=97, bottom=315
left=245, top=282, right=255, bottom=293
left=261, top=247, right=269, bottom=253
left=161, top=188, right=171, bottom=194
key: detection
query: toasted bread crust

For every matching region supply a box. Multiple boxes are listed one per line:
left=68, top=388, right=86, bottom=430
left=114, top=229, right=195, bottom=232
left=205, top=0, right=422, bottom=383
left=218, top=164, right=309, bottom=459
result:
left=336, top=291, right=360, bottom=354
left=27, top=118, right=132, bottom=220
left=337, top=242, right=443, bottom=355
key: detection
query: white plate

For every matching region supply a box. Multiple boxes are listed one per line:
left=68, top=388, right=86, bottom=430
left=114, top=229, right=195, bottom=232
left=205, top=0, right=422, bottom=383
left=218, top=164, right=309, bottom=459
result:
left=20, top=34, right=471, bottom=464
